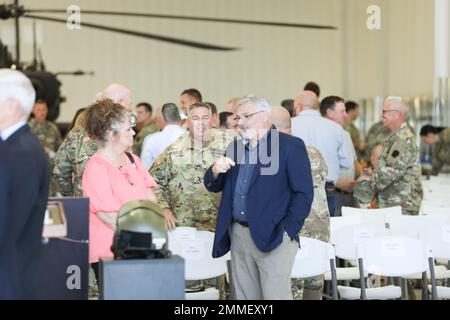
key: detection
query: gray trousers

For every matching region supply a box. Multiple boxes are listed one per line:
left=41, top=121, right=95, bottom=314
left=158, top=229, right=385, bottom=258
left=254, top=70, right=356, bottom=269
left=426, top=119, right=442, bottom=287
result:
left=230, top=223, right=298, bottom=300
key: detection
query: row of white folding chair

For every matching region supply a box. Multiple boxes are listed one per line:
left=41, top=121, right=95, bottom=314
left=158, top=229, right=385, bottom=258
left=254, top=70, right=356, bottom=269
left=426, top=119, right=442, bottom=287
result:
left=167, top=227, right=230, bottom=300
left=291, top=237, right=338, bottom=299
left=332, top=215, right=450, bottom=299
left=420, top=203, right=450, bottom=216
left=326, top=222, right=389, bottom=284
left=338, top=236, right=436, bottom=300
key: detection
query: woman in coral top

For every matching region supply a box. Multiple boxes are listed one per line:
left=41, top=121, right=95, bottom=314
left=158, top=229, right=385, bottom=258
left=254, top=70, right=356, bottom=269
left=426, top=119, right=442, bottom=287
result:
left=82, top=99, right=157, bottom=280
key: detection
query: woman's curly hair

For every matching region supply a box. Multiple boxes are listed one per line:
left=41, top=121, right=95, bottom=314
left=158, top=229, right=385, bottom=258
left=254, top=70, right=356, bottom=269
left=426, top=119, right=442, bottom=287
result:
left=84, top=99, right=129, bottom=142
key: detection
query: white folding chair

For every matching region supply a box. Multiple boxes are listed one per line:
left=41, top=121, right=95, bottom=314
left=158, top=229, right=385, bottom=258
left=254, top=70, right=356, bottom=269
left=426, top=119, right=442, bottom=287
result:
left=168, top=228, right=229, bottom=300
left=291, top=237, right=338, bottom=300
left=342, top=206, right=401, bottom=226
left=327, top=224, right=389, bottom=285
left=421, top=223, right=450, bottom=299
left=338, top=236, right=436, bottom=300
left=420, top=203, right=450, bottom=217
left=388, top=215, right=447, bottom=239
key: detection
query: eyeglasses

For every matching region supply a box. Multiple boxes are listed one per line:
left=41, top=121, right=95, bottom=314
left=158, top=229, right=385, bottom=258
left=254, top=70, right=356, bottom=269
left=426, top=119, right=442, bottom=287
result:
left=382, top=109, right=400, bottom=114
left=234, top=110, right=264, bottom=122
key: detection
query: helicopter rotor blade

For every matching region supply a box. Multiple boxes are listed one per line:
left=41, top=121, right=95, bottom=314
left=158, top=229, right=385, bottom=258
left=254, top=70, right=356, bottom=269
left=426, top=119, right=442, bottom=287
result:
left=25, top=9, right=337, bottom=30
left=22, top=14, right=239, bottom=51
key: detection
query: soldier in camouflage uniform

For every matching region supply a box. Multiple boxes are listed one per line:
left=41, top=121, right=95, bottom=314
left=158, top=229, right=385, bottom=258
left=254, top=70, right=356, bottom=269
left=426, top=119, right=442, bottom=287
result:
left=420, top=125, right=450, bottom=175
left=54, top=84, right=133, bottom=197
left=364, top=121, right=391, bottom=165
left=271, top=106, right=330, bottom=300
left=29, top=100, right=62, bottom=196
left=53, top=126, right=101, bottom=197
left=150, top=103, right=234, bottom=298
left=132, top=102, right=159, bottom=156
left=291, top=146, right=330, bottom=300
left=344, top=101, right=364, bottom=160
left=354, top=97, right=423, bottom=215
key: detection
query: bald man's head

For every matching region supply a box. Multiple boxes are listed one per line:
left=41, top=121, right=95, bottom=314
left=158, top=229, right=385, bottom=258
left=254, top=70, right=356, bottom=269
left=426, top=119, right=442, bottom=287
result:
left=101, top=83, right=132, bottom=111
left=294, top=90, right=319, bottom=116
left=271, top=106, right=291, bottom=134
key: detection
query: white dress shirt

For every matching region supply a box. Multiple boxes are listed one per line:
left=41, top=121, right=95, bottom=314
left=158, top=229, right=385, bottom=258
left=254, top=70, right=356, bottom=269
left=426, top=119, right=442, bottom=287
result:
left=292, top=110, right=353, bottom=183
left=1, top=120, right=26, bottom=141
left=140, top=124, right=184, bottom=170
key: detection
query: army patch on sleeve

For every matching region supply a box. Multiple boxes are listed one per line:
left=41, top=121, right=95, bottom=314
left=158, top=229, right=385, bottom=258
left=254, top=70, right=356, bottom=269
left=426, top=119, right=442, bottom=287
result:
left=391, top=150, right=400, bottom=158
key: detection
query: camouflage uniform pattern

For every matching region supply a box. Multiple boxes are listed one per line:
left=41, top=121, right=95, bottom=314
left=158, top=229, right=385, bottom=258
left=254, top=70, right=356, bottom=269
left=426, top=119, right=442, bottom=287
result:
left=28, top=118, right=62, bottom=196
left=344, top=122, right=363, bottom=159
left=150, top=129, right=234, bottom=231
left=354, top=122, right=423, bottom=215
left=132, top=121, right=159, bottom=156
left=150, top=129, right=234, bottom=299
left=292, top=145, right=330, bottom=300
left=364, top=121, right=391, bottom=163
left=53, top=127, right=101, bottom=197
left=431, top=128, right=450, bottom=175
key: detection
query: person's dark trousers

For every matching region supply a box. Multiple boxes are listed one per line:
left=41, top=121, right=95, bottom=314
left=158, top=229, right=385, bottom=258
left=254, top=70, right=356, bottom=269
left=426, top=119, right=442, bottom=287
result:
left=327, top=195, right=336, bottom=217
left=91, top=263, right=99, bottom=283
left=334, top=191, right=357, bottom=217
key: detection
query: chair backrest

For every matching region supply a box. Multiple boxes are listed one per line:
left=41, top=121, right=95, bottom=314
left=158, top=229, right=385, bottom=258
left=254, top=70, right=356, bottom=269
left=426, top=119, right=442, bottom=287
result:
left=421, top=223, right=450, bottom=260
left=168, top=228, right=228, bottom=281
left=333, top=224, right=390, bottom=260
left=357, top=236, right=432, bottom=277
left=330, top=215, right=363, bottom=244
left=420, top=203, right=450, bottom=217
left=342, top=206, right=401, bottom=226
left=388, top=215, right=446, bottom=239
left=291, top=237, right=335, bottom=278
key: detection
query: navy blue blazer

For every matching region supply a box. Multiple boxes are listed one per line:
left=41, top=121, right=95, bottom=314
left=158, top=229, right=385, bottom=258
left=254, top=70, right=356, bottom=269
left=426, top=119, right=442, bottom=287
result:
left=0, top=139, right=15, bottom=299
left=4, top=124, right=50, bottom=299
left=204, top=128, right=313, bottom=258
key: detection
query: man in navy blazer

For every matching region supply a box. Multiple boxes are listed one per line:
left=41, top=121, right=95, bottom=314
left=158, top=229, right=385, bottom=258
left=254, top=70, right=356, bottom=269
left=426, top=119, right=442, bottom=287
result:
left=204, top=95, right=313, bottom=299
left=0, top=69, right=50, bottom=299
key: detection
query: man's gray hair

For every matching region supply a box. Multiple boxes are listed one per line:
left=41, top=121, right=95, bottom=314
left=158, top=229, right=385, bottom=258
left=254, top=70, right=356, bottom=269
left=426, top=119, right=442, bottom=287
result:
left=236, top=95, right=272, bottom=114
left=385, top=96, right=409, bottom=117
left=0, top=69, right=35, bottom=115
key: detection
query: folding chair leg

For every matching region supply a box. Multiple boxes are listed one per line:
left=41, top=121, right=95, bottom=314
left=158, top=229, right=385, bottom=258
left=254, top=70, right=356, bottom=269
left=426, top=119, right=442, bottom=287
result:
left=401, top=279, right=407, bottom=300
left=329, top=259, right=338, bottom=300
left=227, top=260, right=236, bottom=300
left=429, top=257, right=438, bottom=300
left=421, top=272, right=428, bottom=300
left=358, top=258, right=366, bottom=300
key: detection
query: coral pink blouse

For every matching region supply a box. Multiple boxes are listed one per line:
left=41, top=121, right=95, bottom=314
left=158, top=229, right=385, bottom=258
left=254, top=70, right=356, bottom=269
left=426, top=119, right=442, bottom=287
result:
left=82, top=153, right=157, bottom=263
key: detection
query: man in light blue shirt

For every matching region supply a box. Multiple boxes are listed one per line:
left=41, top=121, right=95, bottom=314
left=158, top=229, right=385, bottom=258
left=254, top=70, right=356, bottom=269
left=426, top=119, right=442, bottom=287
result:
left=321, top=96, right=359, bottom=216
left=292, top=91, right=353, bottom=216
left=141, top=103, right=184, bottom=170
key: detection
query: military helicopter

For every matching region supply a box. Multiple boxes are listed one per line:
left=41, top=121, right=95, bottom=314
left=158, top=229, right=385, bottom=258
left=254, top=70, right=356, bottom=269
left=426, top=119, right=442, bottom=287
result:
left=0, top=0, right=337, bottom=122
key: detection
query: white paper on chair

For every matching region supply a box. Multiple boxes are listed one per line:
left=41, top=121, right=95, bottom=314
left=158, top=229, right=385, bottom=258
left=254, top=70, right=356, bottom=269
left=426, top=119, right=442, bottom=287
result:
left=174, top=228, right=196, bottom=241
left=441, top=225, right=450, bottom=243
left=297, top=241, right=310, bottom=258
left=381, top=238, right=406, bottom=257
left=353, top=227, right=374, bottom=243
left=182, top=240, right=205, bottom=260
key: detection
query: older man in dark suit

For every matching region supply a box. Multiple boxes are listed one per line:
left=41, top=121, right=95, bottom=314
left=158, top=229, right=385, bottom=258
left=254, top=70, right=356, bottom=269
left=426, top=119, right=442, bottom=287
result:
left=0, top=140, right=15, bottom=299
left=204, top=95, right=313, bottom=300
left=0, top=69, right=50, bottom=299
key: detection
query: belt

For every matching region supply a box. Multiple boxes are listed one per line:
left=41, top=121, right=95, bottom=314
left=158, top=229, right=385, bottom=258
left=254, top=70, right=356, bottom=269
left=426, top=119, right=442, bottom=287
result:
left=325, top=181, right=336, bottom=194
left=234, top=220, right=249, bottom=227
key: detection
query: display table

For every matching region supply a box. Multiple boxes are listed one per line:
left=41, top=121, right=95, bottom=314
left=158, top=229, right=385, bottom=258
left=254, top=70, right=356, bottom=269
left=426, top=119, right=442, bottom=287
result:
left=99, top=256, right=185, bottom=300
